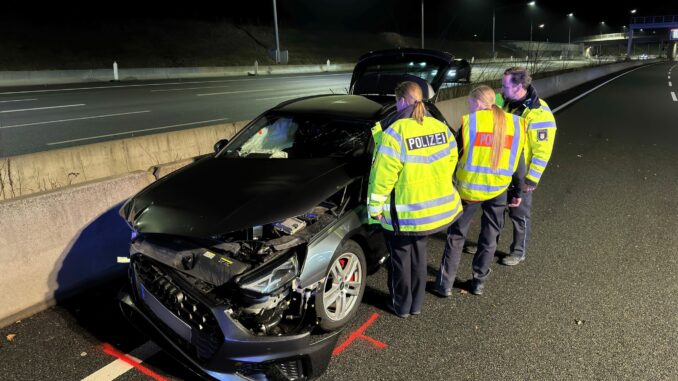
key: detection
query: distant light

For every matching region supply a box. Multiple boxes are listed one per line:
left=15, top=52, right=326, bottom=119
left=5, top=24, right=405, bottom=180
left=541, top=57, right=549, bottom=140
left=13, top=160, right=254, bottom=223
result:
left=640, top=28, right=644, bottom=32
left=539, top=24, right=545, bottom=28
left=631, top=9, right=637, bottom=14
left=419, top=62, right=427, bottom=67
left=601, top=21, right=605, bottom=25
left=473, top=34, right=478, bottom=37
left=408, top=62, right=414, bottom=66
left=567, top=13, right=574, bottom=17
left=528, top=1, right=536, bottom=6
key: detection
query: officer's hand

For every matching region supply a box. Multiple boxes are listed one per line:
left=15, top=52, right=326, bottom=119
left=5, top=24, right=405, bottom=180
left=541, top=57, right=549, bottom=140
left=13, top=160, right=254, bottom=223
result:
left=523, top=184, right=536, bottom=193
left=373, top=214, right=383, bottom=221
left=508, top=197, right=522, bottom=207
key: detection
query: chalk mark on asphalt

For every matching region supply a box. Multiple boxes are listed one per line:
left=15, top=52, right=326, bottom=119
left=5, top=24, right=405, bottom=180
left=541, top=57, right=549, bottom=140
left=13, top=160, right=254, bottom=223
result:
left=0, top=110, right=151, bottom=129
left=47, top=117, right=230, bottom=145
left=81, top=341, right=162, bottom=381
left=0, top=103, right=85, bottom=113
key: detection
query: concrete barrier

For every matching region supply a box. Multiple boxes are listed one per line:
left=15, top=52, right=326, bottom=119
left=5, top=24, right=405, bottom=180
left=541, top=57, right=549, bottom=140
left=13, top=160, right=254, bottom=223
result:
left=435, top=60, right=652, bottom=130
left=0, top=64, right=356, bottom=87
left=0, top=171, right=155, bottom=328
left=0, top=121, right=248, bottom=200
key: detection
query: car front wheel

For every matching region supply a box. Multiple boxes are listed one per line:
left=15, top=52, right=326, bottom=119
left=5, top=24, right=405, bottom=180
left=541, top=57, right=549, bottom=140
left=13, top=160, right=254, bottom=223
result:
left=315, top=240, right=366, bottom=331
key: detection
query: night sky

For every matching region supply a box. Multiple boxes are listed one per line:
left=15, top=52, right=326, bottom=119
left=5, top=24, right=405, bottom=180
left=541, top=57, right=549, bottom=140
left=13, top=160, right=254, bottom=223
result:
left=2, top=0, right=675, bottom=43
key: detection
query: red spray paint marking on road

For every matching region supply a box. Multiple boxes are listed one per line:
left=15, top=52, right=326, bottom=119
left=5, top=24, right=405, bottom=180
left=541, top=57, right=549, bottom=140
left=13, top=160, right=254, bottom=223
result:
left=332, top=313, right=387, bottom=356
left=101, top=343, right=169, bottom=381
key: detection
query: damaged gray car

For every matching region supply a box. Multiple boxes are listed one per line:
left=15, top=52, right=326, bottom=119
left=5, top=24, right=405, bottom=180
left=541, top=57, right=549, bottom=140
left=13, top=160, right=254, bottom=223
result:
left=117, top=48, right=458, bottom=380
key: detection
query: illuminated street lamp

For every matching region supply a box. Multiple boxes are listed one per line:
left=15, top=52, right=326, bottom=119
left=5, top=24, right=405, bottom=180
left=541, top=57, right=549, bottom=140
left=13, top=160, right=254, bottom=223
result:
left=567, top=13, right=574, bottom=44
left=492, top=1, right=536, bottom=58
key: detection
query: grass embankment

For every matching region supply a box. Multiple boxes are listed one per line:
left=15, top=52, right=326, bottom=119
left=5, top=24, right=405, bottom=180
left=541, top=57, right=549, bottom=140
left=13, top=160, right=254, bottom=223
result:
left=0, top=19, right=520, bottom=70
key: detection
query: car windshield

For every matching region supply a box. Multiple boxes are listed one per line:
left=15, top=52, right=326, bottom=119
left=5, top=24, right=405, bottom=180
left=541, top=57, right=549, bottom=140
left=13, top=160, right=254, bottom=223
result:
left=220, top=114, right=372, bottom=159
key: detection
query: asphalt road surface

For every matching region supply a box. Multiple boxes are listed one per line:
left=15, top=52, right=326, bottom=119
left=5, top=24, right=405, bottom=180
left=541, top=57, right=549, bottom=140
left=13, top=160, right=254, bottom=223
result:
left=0, top=60, right=593, bottom=157
left=1, top=62, right=676, bottom=380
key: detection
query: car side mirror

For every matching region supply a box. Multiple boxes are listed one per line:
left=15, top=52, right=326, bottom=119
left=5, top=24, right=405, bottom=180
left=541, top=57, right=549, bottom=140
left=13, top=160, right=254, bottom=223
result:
left=214, top=139, right=229, bottom=153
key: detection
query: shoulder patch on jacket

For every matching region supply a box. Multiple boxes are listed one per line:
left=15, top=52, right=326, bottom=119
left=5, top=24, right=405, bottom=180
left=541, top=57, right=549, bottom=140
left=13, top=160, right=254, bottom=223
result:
left=537, top=129, right=548, bottom=141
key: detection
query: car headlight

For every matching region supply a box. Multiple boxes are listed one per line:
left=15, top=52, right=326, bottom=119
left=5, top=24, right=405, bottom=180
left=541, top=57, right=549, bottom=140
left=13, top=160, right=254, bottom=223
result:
left=447, top=70, right=457, bottom=77
left=241, top=256, right=299, bottom=294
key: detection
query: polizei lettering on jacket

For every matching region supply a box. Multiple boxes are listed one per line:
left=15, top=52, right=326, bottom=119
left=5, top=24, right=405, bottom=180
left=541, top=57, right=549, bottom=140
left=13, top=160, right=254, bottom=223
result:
left=406, top=132, right=448, bottom=151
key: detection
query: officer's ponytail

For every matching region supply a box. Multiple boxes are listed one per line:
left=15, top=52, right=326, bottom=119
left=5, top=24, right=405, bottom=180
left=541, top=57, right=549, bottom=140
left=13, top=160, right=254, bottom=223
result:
left=469, top=85, right=507, bottom=172
left=412, top=100, right=425, bottom=125
left=395, top=81, right=425, bottom=125
left=490, top=104, right=507, bottom=171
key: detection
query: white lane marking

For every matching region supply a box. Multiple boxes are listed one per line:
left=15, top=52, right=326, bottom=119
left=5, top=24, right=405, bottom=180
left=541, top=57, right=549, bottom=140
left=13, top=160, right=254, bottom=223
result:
left=0, top=103, right=85, bottom=113
left=47, top=117, right=230, bottom=145
left=672, top=92, right=677, bottom=102
left=197, top=88, right=273, bottom=97
left=553, top=65, right=650, bottom=113
left=0, top=98, right=38, bottom=103
left=670, top=82, right=673, bottom=87
left=81, top=341, right=161, bottom=381
left=0, top=110, right=150, bottom=129
left=255, top=85, right=348, bottom=101
left=256, top=93, right=325, bottom=101
left=0, top=73, right=350, bottom=95
left=150, top=85, right=231, bottom=92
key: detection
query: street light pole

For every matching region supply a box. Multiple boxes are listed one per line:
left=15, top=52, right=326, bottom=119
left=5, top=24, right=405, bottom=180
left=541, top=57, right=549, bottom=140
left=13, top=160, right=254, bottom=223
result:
left=492, top=8, right=496, bottom=59
left=421, top=0, right=424, bottom=49
left=272, top=0, right=280, bottom=64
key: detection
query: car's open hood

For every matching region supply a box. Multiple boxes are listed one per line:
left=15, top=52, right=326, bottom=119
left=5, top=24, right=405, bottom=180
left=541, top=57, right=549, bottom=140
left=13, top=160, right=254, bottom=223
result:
left=120, top=156, right=364, bottom=238
left=349, top=48, right=455, bottom=98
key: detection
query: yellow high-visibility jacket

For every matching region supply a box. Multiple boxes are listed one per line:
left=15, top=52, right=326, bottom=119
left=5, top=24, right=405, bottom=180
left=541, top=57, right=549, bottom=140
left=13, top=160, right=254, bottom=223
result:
left=367, top=116, right=462, bottom=235
left=504, top=98, right=557, bottom=185
left=456, top=109, right=527, bottom=201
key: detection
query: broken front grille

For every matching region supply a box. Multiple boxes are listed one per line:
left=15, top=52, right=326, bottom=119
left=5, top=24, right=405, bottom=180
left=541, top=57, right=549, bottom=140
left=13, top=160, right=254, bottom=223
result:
left=133, top=256, right=224, bottom=362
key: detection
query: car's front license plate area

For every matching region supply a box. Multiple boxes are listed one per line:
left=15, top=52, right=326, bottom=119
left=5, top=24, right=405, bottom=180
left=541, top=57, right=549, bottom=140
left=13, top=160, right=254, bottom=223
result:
left=141, top=284, right=193, bottom=342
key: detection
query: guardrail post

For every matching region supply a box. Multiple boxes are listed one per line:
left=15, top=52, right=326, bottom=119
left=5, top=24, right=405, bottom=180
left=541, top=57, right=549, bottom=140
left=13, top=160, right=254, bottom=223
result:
left=326, top=59, right=330, bottom=72
left=254, top=60, right=258, bottom=75
left=113, top=61, right=119, bottom=81
left=471, top=56, right=474, bottom=64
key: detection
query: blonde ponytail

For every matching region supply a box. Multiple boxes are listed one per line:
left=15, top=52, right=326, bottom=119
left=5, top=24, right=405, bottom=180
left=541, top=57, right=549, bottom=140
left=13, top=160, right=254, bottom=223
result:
left=490, top=104, right=507, bottom=171
left=412, top=101, right=425, bottom=125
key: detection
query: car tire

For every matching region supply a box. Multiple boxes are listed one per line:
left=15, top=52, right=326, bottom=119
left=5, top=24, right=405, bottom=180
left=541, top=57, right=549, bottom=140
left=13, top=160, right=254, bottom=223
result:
left=315, top=239, right=367, bottom=331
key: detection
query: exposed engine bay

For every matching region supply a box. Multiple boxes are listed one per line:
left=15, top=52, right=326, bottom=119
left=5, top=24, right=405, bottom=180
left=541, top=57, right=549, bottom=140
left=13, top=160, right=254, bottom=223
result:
left=130, top=186, right=356, bottom=338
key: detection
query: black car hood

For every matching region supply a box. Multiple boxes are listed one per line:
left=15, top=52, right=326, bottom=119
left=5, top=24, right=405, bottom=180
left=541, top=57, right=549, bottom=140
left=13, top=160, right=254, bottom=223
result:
left=121, top=156, right=364, bottom=238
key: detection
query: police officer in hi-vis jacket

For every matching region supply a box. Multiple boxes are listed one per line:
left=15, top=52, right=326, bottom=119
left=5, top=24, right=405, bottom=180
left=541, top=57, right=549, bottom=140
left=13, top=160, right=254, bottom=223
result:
left=368, top=81, right=462, bottom=318
left=499, top=67, right=557, bottom=266
left=435, top=85, right=526, bottom=296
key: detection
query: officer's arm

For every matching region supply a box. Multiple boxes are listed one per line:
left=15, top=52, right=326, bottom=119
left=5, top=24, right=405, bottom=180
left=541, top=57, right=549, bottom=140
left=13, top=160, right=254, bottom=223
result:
left=526, top=110, right=557, bottom=185
left=368, top=132, right=403, bottom=218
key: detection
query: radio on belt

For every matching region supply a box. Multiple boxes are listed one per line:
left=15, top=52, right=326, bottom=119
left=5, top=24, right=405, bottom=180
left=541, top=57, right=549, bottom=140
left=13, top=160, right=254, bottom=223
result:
left=274, top=217, right=306, bottom=235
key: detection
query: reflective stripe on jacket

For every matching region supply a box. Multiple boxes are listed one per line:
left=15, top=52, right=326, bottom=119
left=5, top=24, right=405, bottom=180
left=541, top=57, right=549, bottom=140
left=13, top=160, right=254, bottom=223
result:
left=456, top=109, right=526, bottom=201
left=367, top=116, right=462, bottom=235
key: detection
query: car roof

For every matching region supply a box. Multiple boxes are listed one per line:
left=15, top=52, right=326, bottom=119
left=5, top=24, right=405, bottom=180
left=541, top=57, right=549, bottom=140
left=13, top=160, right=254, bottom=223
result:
left=272, top=94, right=387, bottom=121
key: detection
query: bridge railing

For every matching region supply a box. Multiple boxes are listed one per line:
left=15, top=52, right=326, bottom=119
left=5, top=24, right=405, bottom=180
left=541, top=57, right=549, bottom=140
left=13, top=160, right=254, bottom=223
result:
left=631, top=15, right=678, bottom=24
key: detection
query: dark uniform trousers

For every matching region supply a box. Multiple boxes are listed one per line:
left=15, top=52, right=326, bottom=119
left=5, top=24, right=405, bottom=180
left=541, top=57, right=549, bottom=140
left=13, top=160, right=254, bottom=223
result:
left=384, top=232, right=428, bottom=315
left=508, top=190, right=532, bottom=258
left=437, top=191, right=508, bottom=291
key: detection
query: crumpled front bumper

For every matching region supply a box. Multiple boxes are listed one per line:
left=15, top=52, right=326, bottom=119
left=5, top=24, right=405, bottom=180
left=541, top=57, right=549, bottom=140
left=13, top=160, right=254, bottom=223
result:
left=118, top=285, right=341, bottom=381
